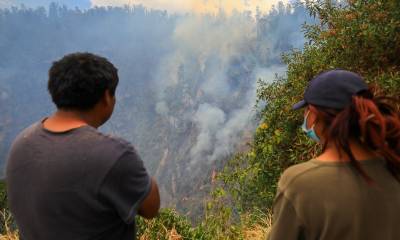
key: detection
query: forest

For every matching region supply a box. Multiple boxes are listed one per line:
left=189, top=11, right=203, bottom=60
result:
left=0, top=1, right=309, bottom=214
left=1, top=0, right=399, bottom=239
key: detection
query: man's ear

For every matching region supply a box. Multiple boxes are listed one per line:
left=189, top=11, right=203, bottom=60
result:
left=102, top=90, right=114, bottom=106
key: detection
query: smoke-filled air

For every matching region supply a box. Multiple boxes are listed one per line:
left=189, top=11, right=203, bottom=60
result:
left=0, top=0, right=311, bottom=213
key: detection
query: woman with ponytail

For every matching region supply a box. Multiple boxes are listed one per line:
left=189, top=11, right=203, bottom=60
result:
left=268, top=70, right=400, bottom=240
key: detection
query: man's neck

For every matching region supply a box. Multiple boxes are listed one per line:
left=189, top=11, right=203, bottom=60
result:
left=43, top=110, right=100, bottom=132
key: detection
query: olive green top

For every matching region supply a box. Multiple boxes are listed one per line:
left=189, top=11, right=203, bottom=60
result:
left=268, top=158, right=400, bottom=240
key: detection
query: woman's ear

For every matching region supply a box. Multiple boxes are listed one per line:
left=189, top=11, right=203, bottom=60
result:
left=308, top=105, right=328, bottom=142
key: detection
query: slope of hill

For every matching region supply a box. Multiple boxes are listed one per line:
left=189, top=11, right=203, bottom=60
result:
left=0, top=2, right=310, bottom=216
left=2, top=0, right=398, bottom=239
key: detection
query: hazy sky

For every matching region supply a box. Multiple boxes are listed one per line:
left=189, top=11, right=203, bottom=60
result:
left=91, top=0, right=288, bottom=14
left=0, top=0, right=91, bottom=9
left=0, top=0, right=288, bottom=14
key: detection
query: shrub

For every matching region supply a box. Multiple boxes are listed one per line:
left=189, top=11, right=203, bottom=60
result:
left=220, top=0, right=400, bottom=212
left=136, top=209, right=213, bottom=240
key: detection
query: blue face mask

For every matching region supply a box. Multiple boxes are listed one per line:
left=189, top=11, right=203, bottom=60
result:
left=301, top=111, right=320, bottom=142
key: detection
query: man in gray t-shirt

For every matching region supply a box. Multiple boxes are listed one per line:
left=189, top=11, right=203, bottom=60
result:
left=6, top=52, right=160, bottom=240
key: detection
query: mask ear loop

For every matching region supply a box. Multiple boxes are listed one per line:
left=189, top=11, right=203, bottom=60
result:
left=304, top=110, right=310, bottom=119
left=303, top=110, right=321, bottom=142
left=304, top=110, right=317, bottom=131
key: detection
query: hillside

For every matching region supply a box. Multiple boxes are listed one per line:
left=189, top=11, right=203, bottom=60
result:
left=137, top=0, right=400, bottom=238
left=0, top=2, right=310, bottom=216
left=1, top=0, right=399, bottom=239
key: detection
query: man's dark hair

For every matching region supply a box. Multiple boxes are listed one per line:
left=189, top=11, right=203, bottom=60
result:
left=48, top=52, right=119, bottom=110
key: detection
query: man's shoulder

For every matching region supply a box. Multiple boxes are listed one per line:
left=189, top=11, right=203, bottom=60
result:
left=278, top=160, right=322, bottom=192
left=74, top=126, right=136, bottom=158
left=14, top=121, right=135, bottom=157
left=12, top=122, right=42, bottom=145
left=84, top=127, right=128, bottom=145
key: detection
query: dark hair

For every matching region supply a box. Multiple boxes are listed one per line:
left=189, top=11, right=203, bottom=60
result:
left=315, top=88, right=400, bottom=183
left=48, top=52, right=119, bottom=110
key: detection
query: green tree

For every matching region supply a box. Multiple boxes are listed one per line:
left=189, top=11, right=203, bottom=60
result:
left=221, top=0, right=400, bottom=212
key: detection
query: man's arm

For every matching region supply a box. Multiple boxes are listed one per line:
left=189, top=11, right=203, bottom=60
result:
left=138, top=177, right=160, bottom=219
left=98, top=149, right=161, bottom=224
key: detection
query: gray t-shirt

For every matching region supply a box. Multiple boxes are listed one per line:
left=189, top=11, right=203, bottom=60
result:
left=6, top=121, right=151, bottom=240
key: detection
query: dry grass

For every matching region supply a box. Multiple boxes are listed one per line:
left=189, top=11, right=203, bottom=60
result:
left=0, top=209, right=272, bottom=240
left=139, top=225, right=183, bottom=240
left=241, top=210, right=272, bottom=240
left=0, top=210, right=18, bottom=240
left=0, top=232, right=18, bottom=240
left=0, top=222, right=270, bottom=240
left=167, top=228, right=183, bottom=240
left=242, top=224, right=270, bottom=240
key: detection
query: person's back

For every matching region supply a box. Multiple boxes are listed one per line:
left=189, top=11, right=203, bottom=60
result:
left=272, top=159, right=400, bottom=240
left=269, top=70, right=400, bottom=239
left=6, top=52, right=160, bottom=240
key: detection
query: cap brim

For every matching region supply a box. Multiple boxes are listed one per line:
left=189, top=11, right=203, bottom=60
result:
left=292, top=100, right=307, bottom=110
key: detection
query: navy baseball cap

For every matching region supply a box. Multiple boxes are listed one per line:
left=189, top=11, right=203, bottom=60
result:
left=293, top=69, right=369, bottom=110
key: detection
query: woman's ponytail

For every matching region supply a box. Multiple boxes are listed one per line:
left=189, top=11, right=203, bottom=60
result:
left=317, top=89, right=400, bottom=182
left=354, top=94, right=400, bottom=180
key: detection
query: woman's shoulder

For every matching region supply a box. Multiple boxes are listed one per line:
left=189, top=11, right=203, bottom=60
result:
left=278, top=160, right=323, bottom=192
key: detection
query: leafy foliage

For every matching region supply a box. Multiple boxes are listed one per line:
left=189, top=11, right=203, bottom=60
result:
left=1, top=0, right=400, bottom=239
left=220, top=0, right=400, bottom=212
left=136, top=206, right=271, bottom=240
left=136, top=209, right=212, bottom=240
left=0, top=181, right=14, bottom=235
left=0, top=2, right=310, bottom=214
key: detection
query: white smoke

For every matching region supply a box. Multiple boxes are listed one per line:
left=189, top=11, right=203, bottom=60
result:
left=154, top=12, right=288, bottom=165
left=155, top=101, right=170, bottom=116
left=0, top=0, right=91, bottom=9
left=155, top=14, right=255, bottom=95
left=190, top=103, right=226, bottom=162
left=0, top=0, right=12, bottom=8
left=207, top=86, right=256, bottom=162
left=191, top=65, right=286, bottom=164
